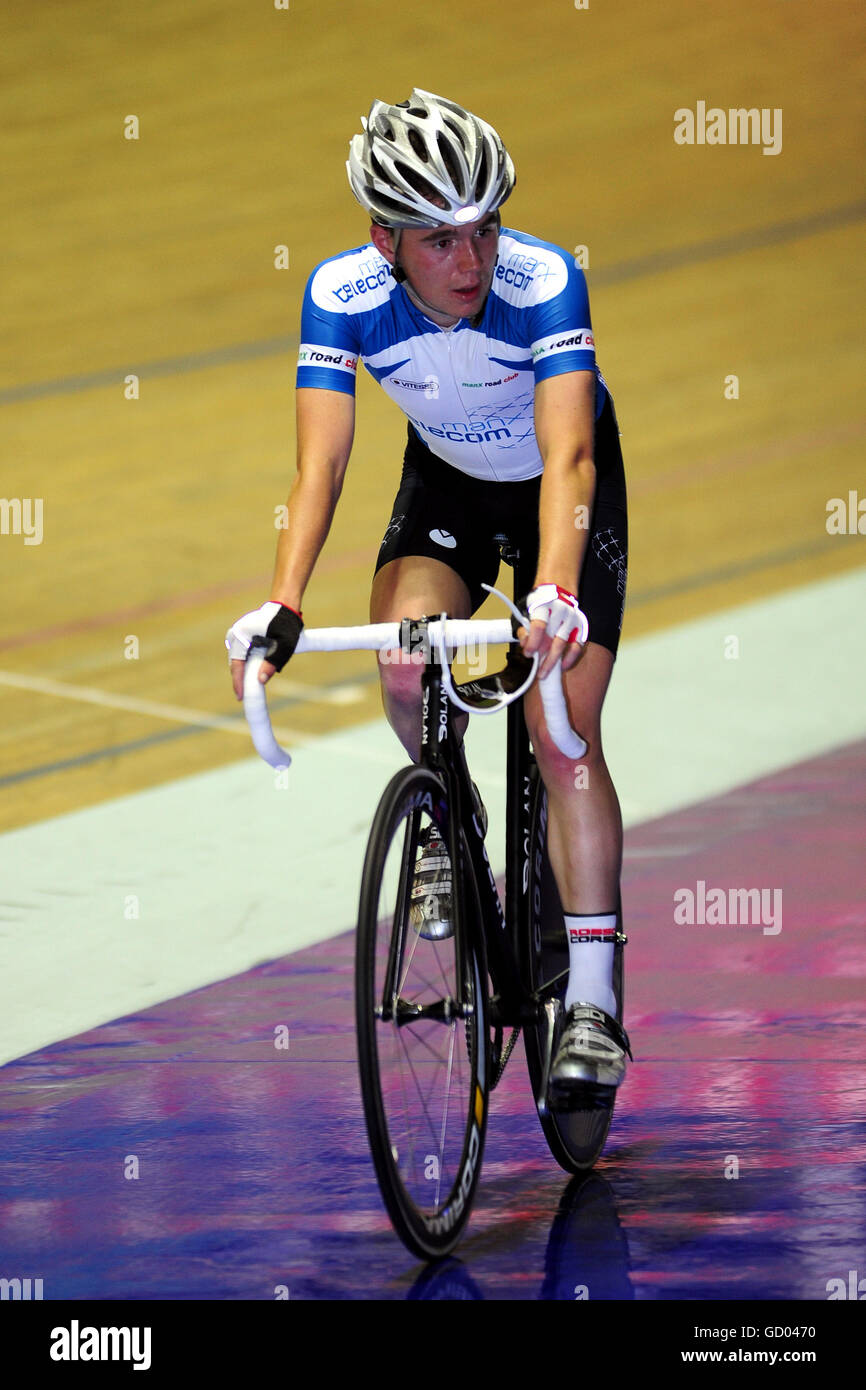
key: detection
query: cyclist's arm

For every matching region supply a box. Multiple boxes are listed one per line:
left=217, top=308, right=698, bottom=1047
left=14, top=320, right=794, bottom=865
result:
left=230, top=386, right=354, bottom=698
left=524, top=368, right=596, bottom=675
left=269, top=387, right=355, bottom=609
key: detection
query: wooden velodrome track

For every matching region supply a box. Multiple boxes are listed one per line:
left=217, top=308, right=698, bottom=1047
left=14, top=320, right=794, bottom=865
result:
left=2, top=0, right=863, bottom=835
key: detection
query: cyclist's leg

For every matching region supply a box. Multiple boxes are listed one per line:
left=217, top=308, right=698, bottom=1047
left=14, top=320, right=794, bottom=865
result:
left=370, top=555, right=472, bottom=762
left=523, top=390, right=628, bottom=1023
left=370, top=428, right=500, bottom=761
left=523, top=643, right=622, bottom=916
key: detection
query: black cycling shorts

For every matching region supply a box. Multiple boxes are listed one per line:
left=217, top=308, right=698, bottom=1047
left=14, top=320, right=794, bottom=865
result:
left=374, top=392, right=628, bottom=656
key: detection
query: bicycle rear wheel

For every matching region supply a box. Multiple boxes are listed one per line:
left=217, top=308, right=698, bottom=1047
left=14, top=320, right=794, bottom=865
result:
left=523, top=776, right=618, bottom=1172
left=356, top=765, right=489, bottom=1260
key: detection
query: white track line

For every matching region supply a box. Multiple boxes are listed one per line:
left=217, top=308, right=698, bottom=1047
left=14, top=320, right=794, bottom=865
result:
left=0, top=669, right=361, bottom=742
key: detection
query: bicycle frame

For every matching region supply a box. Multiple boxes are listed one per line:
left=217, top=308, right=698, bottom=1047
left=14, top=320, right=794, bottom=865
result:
left=409, top=616, right=549, bottom=1044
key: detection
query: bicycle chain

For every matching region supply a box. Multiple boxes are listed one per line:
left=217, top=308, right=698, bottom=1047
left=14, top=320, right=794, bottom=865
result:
left=491, top=1025, right=522, bottom=1090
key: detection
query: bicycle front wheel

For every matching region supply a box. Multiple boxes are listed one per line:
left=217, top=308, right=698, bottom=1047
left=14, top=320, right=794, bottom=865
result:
left=356, top=765, right=489, bottom=1260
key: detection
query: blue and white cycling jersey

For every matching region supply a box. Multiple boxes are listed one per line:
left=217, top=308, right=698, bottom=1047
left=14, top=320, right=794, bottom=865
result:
left=296, top=227, right=609, bottom=483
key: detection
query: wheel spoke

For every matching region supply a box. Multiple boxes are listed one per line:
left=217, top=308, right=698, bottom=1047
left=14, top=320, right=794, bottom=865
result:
left=435, top=1021, right=458, bottom=1206
left=393, top=1024, right=457, bottom=1156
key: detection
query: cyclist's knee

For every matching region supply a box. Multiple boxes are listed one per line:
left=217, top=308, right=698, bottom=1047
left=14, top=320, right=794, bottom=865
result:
left=525, top=686, right=604, bottom=783
left=377, top=648, right=425, bottom=708
left=525, top=642, right=613, bottom=774
left=529, top=713, right=604, bottom=783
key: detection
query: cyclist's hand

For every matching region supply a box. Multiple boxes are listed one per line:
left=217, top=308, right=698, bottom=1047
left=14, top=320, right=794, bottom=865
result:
left=226, top=601, right=304, bottom=702
left=519, top=584, right=588, bottom=679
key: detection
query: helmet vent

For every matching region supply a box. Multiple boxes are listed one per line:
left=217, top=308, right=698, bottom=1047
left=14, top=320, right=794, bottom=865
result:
left=436, top=132, right=462, bottom=189
left=393, top=159, right=440, bottom=205
left=407, top=127, right=429, bottom=162
left=374, top=189, right=414, bottom=219
left=474, top=145, right=489, bottom=200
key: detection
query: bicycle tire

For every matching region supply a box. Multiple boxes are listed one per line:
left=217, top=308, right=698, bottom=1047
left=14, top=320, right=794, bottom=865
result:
left=356, top=765, right=489, bottom=1260
left=523, top=775, right=617, bottom=1172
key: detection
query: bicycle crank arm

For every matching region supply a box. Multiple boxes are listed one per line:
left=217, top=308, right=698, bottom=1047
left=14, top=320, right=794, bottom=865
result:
left=534, top=997, right=561, bottom=1119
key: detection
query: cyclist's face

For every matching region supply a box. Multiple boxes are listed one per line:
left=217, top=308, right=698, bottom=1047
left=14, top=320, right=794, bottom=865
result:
left=377, top=214, right=500, bottom=325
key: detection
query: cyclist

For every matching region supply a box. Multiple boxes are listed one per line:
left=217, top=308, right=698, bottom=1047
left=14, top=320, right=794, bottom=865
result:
left=227, top=89, right=631, bottom=1098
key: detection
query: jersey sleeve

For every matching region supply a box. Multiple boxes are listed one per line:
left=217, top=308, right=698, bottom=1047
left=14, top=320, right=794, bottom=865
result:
left=527, top=256, right=596, bottom=384
left=295, top=258, right=364, bottom=395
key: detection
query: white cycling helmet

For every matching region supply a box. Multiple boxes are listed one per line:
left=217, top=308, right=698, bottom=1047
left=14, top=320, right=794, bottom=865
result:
left=347, top=88, right=515, bottom=229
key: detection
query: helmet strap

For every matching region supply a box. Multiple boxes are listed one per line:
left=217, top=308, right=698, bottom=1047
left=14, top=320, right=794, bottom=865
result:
left=391, top=233, right=448, bottom=316
left=389, top=227, right=408, bottom=283
left=396, top=266, right=450, bottom=318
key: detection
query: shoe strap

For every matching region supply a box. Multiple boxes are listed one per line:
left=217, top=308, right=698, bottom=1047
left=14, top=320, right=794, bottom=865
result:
left=566, top=1003, right=633, bottom=1061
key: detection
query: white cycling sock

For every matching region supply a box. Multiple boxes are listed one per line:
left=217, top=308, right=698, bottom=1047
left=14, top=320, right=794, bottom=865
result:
left=564, top=913, right=617, bottom=1017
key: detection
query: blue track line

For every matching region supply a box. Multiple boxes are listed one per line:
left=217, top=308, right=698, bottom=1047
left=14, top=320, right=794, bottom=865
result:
left=2, top=202, right=863, bottom=407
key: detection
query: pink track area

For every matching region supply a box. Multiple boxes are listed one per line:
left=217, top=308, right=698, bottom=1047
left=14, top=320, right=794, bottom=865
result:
left=1, top=741, right=864, bottom=1299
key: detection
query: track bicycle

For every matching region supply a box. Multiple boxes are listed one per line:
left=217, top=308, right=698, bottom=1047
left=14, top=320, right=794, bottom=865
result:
left=240, top=573, right=627, bottom=1261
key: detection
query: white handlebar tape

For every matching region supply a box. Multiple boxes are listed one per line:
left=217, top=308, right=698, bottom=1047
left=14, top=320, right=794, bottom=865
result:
left=240, top=619, right=586, bottom=770
left=292, top=618, right=514, bottom=653
left=538, top=670, right=588, bottom=759
left=243, top=649, right=293, bottom=769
